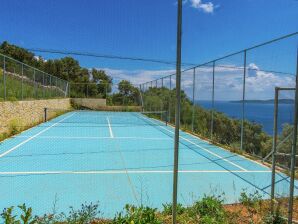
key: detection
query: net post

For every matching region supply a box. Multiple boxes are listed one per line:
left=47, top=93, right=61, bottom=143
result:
left=288, top=49, right=298, bottom=224
left=240, top=50, right=247, bottom=151
left=172, top=0, right=182, bottom=223
left=271, top=87, right=279, bottom=214
left=3, top=56, right=6, bottom=101
left=211, top=61, right=215, bottom=140
left=191, top=67, right=196, bottom=132
left=44, top=107, right=48, bottom=122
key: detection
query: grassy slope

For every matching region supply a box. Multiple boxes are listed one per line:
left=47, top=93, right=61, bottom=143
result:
left=0, top=69, right=64, bottom=101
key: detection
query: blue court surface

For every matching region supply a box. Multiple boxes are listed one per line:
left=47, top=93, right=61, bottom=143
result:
left=0, top=111, right=296, bottom=217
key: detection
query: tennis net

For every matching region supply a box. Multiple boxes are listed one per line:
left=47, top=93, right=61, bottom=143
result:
left=44, top=108, right=168, bottom=127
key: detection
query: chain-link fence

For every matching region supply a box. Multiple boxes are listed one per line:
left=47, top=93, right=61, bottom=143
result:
left=140, top=32, right=298, bottom=221
left=0, top=53, right=69, bottom=101
left=70, top=82, right=143, bottom=107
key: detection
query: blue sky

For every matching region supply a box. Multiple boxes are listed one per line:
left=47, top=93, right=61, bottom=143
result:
left=0, top=0, right=297, bottom=99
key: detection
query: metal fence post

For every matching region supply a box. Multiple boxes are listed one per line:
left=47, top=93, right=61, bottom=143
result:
left=271, top=87, right=279, bottom=214
left=191, top=68, right=196, bottom=132
left=288, top=50, right=298, bottom=224
left=49, top=76, right=52, bottom=98
left=169, top=75, right=172, bottom=122
left=3, top=56, right=6, bottom=100
left=42, top=73, right=45, bottom=98
left=86, top=84, right=89, bottom=98
left=240, top=50, right=247, bottom=151
left=21, top=63, right=24, bottom=100
left=211, top=61, right=215, bottom=139
left=33, top=69, right=36, bottom=98
left=56, top=77, right=58, bottom=97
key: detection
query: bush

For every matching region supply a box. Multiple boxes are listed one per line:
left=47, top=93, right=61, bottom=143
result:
left=113, top=204, right=161, bottom=224
left=187, top=195, right=227, bottom=223
left=1, top=204, right=37, bottom=224
left=239, top=190, right=262, bottom=211
left=263, top=208, right=286, bottom=224
left=9, top=119, right=22, bottom=135
left=162, top=203, right=185, bottom=216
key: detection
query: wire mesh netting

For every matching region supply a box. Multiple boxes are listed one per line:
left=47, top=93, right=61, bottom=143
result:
left=0, top=53, right=69, bottom=101
left=140, top=32, right=298, bottom=220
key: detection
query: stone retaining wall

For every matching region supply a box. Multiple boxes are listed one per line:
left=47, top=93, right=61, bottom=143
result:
left=0, top=98, right=71, bottom=136
left=71, top=98, right=106, bottom=110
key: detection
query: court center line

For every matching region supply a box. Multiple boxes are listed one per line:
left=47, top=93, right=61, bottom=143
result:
left=140, top=115, right=247, bottom=171
left=0, top=170, right=271, bottom=175
left=106, top=117, right=114, bottom=138
left=0, top=112, right=76, bottom=159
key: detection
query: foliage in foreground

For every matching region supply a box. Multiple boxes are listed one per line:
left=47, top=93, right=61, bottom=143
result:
left=1, top=193, right=290, bottom=224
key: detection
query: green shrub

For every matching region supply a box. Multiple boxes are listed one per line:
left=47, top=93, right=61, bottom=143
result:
left=187, top=195, right=227, bottom=223
left=239, top=190, right=262, bottom=210
left=113, top=204, right=161, bottom=224
left=62, top=202, right=100, bottom=224
left=9, top=119, right=22, bottom=135
left=263, top=208, right=286, bottom=224
left=162, top=203, right=185, bottom=216
left=1, top=204, right=37, bottom=224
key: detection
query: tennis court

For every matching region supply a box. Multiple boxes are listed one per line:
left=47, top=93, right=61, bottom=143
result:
left=0, top=110, right=296, bottom=217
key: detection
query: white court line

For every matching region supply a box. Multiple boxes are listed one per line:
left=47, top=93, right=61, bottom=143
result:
left=106, top=117, right=114, bottom=138
left=141, top=115, right=247, bottom=171
left=0, top=170, right=271, bottom=175
left=13, top=136, right=170, bottom=140
left=0, top=112, right=76, bottom=158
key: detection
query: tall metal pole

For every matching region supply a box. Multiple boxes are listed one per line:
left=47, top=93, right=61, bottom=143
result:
left=172, top=0, right=182, bottom=223
left=288, top=50, right=298, bottom=224
left=271, top=87, right=279, bottom=214
left=191, top=68, right=196, bottom=132
left=211, top=61, right=215, bottom=139
left=240, top=50, right=247, bottom=151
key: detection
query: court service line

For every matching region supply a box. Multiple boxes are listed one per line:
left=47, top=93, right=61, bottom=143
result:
left=13, top=136, right=170, bottom=140
left=0, top=170, right=272, bottom=175
left=106, top=117, right=114, bottom=138
left=0, top=112, right=76, bottom=158
left=141, top=115, right=247, bottom=171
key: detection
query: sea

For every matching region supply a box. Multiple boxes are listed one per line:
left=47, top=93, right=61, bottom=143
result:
left=195, top=101, right=295, bottom=135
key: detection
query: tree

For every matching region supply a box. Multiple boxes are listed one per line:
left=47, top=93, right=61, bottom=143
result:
left=91, top=69, right=112, bottom=97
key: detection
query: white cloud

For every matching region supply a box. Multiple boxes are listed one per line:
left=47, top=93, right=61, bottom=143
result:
left=97, top=64, right=295, bottom=100
left=96, top=68, right=175, bottom=86
left=189, top=0, right=215, bottom=13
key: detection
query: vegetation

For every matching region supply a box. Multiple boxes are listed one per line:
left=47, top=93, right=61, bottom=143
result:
left=2, top=194, right=293, bottom=224
left=143, top=87, right=276, bottom=159
left=0, top=41, right=140, bottom=105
